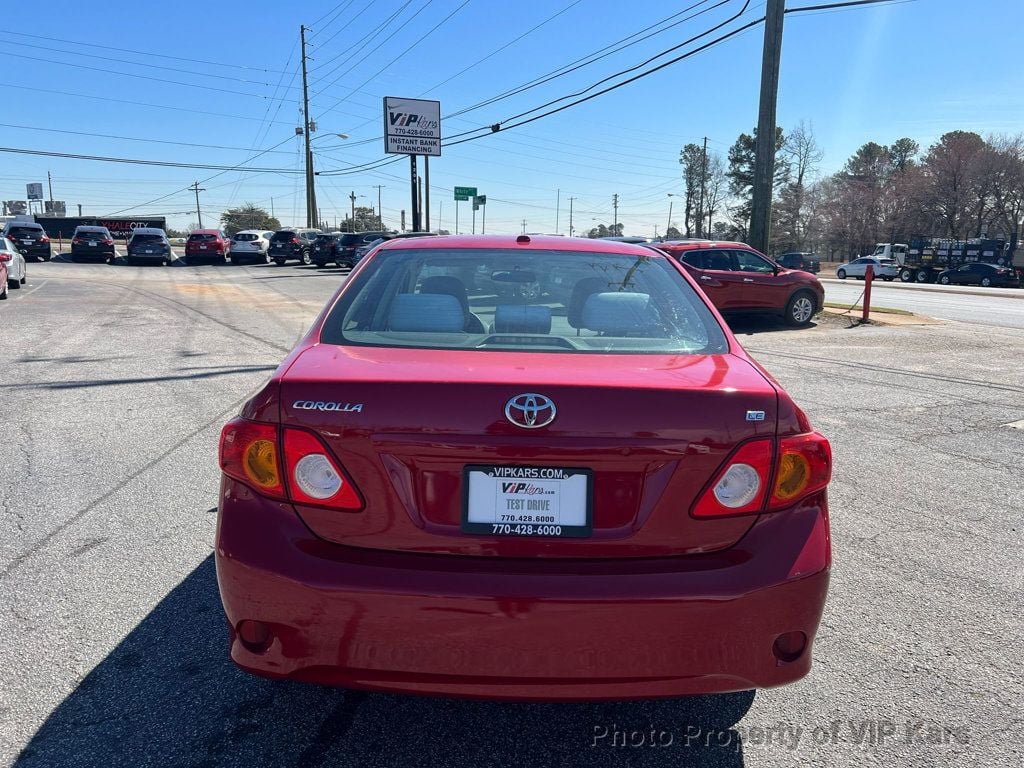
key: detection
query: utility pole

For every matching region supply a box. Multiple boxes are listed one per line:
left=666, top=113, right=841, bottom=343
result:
left=667, top=199, right=674, bottom=238
left=300, top=25, right=317, bottom=228
left=521, top=219, right=527, bottom=234
left=555, top=188, right=560, bottom=234
left=77, top=203, right=82, bottom=216
left=697, top=136, right=708, bottom=238
left=373, top=185, right=384, bottom=229
left=47, top=171, right=54, bottom=204
left=568, top=196, right=575, bottom=237
left=190, top=181, right=205, bottom=228
left=749, top=0, right=785, bottom=254
left=349, top=191, right=357, bottom=232
left=612, top=194, right=619, bottom=234
left=418, top=175, right=424, bottom=230
left=424, top=156, right=430, bottom=232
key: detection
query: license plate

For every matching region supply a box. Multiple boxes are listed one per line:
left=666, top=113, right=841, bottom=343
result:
left=23, top=240, right=32, bottom=245
left=199, top=245, right=207, bottom=250
left=144, top=249, right=154, bottom=253
left=462, top=465, right=592, bottom=538
left=88, top=241, right=97, bottom=247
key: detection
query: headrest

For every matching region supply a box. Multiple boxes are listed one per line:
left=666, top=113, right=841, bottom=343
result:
left=568, top=277, right=609, bottom=328
left=420, top=276, right=470, bottom=313
left=494, top=305, right=552, bottom=334
left=581, top=292, right=653, bottom=335
left=388, top=293, right=465, bottom=332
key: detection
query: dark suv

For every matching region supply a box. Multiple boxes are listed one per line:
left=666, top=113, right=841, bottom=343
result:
left=71, top=225, right=116, bottom=263
left=269, top=229, right=320, bottom=265
left=776, top=252, right=821, bottom=273
left=126, top=228, right=173, bottom=266
left=318, top=230, right=391, bottom=268
left=2, top=222, right=51, bottom=261
left=651, top=240, right=824, bottom=326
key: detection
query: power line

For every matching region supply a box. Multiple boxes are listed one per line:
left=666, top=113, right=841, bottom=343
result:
left=0, top=51, right=299, bottom=101
left=421, top=0, right=586, bottom=95
left=444, top=11, right=762, bottom=147
left=2, top=40, right=300, bottom=89
left=0, top=122, right=295, bottom=154
left=2, top=84, right=296, bottom=126
left=445, top=0, right=724, bottom=120
left=309, top=0, right=359, bottom=34
left=0, top=144, right=303, bottom=175
left=316, top=0, right=471, bottom=120
left=311, top=0, right=416, bottom=75
left=0, top=28, right=290, bottom=73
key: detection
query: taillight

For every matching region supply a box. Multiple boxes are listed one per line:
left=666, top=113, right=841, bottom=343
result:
left=217, top=418, right=363, bottom=510
left=219, top=418, right=285, bottom=500
left=282, top=427, right=363, bottom=510
left=73, top=237, right=84, bottom=244
left=692, top=439, right=773, bottom=518
left=40, top=236, right=50, bottom=243
left=691, top=432, right=831, bottom=518
left=103, top=238, right=114, bottom=245
left=291, top=237, right=300, bottom=244
left=768, top=432, right=831, bottom=510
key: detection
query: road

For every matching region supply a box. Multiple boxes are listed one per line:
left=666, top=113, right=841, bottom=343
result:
left=1, top=261, right=1022, bottom=767
left=822, top=278, right=1024, bottom=328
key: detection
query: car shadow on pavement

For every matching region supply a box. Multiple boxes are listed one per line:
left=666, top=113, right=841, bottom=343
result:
left=726, top=314, right=820, bottom=335
left=16, top=556, right=753, bottom=768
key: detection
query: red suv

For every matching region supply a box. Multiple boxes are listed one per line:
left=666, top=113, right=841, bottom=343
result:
left=185, top=229, right=230, bottom=263
left=651, top=240, right=824, bottom=326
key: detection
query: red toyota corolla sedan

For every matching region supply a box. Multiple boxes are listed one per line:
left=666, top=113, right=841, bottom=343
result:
left=216, top=234, right=832, bottom=701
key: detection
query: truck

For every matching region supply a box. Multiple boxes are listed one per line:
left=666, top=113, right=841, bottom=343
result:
left=868, top=235, right=1019, bottom=283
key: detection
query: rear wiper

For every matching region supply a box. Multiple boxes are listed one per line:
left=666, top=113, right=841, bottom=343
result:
left=475, top=335, right=577, bottom=350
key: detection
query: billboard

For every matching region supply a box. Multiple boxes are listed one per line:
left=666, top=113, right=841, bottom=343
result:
left=26, top=183, right=44, bottom=201
left=4, top=201, right=28, bottom=215
left=44, top=201, right=67, bottom=217
left=383, top=97, right=441, bottom=156
left=34, top=216, right=167, bottom=240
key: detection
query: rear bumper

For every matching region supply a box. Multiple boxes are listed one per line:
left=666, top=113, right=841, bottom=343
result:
left=71, top=245, right=114, bottom=260
left=127, top=252, right=170, bottom=261
left=216, top=479, right=830, bottom=701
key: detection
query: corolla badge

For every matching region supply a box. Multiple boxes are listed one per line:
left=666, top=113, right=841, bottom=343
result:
left=292, top=401, right=363, bottom=413
left=504, top=393, right=556, bottom=429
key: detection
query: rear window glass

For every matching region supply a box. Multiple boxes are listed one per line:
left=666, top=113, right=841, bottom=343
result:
left=337, top=234, right=361, bottom=246
left=131, top=234, right=165, bottom=243
left=234, top=233, right=259, bottom=241
left=322, top=249, right=728, bottom=355
left=8, top=226, right=43, bottom=236
left=189, top=233, right=218, bottom=241
left=272, top=231, right=296, bottom=242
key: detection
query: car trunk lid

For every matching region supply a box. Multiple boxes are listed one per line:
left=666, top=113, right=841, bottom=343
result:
left=279, top=344, right=778, bottom=558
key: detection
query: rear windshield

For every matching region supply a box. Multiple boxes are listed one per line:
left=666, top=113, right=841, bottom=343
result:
left=131, top=234, right=165, bottom=244
left=322, top=248, right=728, bottom=355
left=272, top=231, right=297, bottom=242
left=189, top=233, right=219, bottom=241
left=234, top=233, right=259, bottom=241
left=8, top=226, right=43, bottom=236
left=76, top=227, right=109, bottom=236
left=337, top=234, right=361, bottom=246
left=315, top=234, right=339, bottom=243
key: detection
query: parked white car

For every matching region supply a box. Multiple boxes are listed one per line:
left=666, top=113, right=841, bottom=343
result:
left=836, top=257, right=898, bottom=281
left=1, top=236, right=27, bottom=296
left=228, top=230, right=275, bottom=264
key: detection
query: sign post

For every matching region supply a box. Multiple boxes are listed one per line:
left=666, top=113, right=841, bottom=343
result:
left=473, top=195, right=487, bottom=234
left=454, top=187, right=476, bottom=235
left=384, top=96, right=441, bottom=234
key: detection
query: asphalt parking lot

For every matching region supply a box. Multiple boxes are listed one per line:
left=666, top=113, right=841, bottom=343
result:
left=1, top=260, right=1021, bottom=767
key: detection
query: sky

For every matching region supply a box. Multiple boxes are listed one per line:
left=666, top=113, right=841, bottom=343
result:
left=2, top=0, right=1022, bottom=236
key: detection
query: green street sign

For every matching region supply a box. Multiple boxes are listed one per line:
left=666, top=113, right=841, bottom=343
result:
left=455, top=195, right=469, bottom=201
left=454, top=186, right=477, bottom=200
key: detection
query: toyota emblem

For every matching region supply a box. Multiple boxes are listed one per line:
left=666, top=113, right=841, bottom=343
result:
left=504, top=393, right=556, bottom=429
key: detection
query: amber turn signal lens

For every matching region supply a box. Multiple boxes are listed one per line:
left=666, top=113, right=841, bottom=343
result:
left=244, top=439, right=280, bottom=489
left=773, top=452, right=810, bottom=502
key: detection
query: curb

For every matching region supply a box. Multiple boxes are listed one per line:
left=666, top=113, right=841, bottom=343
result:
left=820, top=278, right=1024, bottom=300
